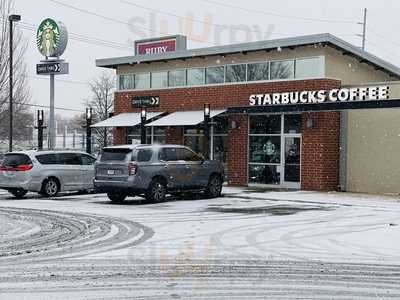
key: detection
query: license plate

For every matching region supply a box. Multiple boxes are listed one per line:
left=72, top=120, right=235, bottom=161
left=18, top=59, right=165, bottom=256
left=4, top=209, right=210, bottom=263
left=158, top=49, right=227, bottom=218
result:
left=107, top=170, right=115, bottom=175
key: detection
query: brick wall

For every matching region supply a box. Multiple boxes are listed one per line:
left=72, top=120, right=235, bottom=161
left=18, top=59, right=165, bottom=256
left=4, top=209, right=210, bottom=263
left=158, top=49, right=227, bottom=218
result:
left=301, top=112, right=341, bottom=191
left=113, top=79, right=341, bottom=114
left=227, top=114, right=249, bottom=186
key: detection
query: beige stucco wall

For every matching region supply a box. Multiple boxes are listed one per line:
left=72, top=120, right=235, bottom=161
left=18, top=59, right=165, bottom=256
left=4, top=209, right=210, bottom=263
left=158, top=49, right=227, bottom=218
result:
left=346, top=107, right=400, bottom=194
left=325, top=46, right=400, bottom=194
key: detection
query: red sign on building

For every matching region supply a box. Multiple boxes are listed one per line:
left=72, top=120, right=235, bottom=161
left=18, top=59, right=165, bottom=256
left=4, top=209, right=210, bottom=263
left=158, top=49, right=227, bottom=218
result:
left=136, top=39, right=177, bottom=55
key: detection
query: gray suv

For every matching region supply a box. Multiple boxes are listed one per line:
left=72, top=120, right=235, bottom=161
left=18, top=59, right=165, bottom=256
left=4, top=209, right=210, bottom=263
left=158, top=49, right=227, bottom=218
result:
left=94, top=144, right=224, bottom=203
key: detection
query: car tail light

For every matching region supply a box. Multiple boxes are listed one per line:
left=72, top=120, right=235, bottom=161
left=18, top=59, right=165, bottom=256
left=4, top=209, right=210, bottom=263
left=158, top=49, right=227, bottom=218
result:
left=128, top=163, right=137, bottom=175
left=15, top=164, right=33, bottom=171
left=0, top=164, right=33, bottom=171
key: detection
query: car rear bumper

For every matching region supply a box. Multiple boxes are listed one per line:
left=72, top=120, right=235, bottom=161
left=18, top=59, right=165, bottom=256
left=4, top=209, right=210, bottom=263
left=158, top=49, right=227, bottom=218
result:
left=93, top=179, right=146, bottom=194
left=0, top=178, right=41, bottom=192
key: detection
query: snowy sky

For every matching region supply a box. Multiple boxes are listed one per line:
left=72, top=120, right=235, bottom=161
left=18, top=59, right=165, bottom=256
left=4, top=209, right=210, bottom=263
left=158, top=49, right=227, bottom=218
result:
left=12, top=0, right=400, bottom=117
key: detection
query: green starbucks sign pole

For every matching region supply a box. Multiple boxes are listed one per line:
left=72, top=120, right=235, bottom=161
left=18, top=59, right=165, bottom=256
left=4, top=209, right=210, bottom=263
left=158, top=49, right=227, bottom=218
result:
left=36, top=18, right=68, bottom=150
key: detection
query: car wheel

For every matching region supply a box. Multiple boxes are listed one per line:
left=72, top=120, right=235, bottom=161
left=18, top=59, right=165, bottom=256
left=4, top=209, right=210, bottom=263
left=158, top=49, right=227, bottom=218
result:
left=107, top=192, right=127, bottom=203
left=9, top=189, right=28, bottom=199
left=206, top=174, right=223, bottom=198
left=146, top=179, right=166, bottom=203
left=41, top=178, right=60, bottom=197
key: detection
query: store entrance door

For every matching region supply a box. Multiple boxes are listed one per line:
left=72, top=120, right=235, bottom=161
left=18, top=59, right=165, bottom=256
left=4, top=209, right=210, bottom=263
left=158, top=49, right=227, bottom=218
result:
left=282, top=136, right=301, bottom=189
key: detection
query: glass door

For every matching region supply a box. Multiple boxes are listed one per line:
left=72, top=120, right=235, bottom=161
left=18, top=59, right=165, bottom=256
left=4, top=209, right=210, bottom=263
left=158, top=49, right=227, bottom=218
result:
left=283, top=136, right=301, bottom=188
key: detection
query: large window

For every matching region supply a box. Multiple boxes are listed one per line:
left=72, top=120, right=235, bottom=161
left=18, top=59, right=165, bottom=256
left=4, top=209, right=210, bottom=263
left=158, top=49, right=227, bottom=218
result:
left=119, top=74, right=134, bottom=90
left=225, top=64, right=246, bottom=83
left=135, top=73, right=150, bottom=89
left=206, top=66, right=224, bottom=84
left=187, top=68, right=205, bottom=86
left=270, top=60, right=295, bottom=80
left=151, top=71, right=168, bottom=89
left=247, top=62, right=269, bottom=81
left=168, top=69, right=186, bottom=87
left=118, top=56, right=324, bottom=90
left=295, top=57, right=323, bottom=78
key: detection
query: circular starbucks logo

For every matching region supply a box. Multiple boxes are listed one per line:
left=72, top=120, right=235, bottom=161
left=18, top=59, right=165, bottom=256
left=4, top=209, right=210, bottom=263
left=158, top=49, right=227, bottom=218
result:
left=36, top=18, right=68, bottom=58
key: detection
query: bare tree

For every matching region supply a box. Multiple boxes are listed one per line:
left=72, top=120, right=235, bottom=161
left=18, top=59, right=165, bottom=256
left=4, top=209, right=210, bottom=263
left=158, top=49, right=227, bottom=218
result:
left=87, top=71, right=115, bottom=149
left=0, top=0, right=32, bottom=143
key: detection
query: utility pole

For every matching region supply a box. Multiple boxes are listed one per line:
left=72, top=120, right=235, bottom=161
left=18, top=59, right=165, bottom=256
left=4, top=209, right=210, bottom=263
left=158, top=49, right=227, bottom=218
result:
left=357, top=8, right=367, bottom=51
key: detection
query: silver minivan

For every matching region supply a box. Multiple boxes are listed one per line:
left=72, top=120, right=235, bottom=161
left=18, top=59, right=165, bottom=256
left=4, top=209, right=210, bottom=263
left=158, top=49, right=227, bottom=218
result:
left=0, top=150, right=96, bottom=198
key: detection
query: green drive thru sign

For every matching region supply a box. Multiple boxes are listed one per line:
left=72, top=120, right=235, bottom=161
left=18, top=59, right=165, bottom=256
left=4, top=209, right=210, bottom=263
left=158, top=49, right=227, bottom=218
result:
left=36, top=18, right=68, bottom=58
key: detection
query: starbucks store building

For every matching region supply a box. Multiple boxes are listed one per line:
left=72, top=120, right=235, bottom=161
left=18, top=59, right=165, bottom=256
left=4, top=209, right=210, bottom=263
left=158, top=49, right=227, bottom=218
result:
left=95, top=34, right=400, bottom=194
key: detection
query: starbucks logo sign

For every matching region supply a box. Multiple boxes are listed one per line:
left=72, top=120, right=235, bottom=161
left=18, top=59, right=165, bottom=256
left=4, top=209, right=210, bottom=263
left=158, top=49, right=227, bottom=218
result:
left=36, top=18, right=68, bottom=58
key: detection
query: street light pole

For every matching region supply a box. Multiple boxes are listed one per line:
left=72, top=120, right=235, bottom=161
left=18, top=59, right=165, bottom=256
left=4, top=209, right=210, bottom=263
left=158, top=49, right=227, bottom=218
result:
left=8, top=14, right=21, bottom=153
left=203, top=103, right=211, bottom=160
left=86, top=108, right=92, bottom=154
left=141, top=108, right=147, bottom=144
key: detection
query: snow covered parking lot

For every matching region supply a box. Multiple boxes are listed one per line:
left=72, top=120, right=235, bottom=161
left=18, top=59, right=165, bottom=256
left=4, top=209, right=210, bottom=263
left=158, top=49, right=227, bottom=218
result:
left=0, top=188, right=400, bottom=299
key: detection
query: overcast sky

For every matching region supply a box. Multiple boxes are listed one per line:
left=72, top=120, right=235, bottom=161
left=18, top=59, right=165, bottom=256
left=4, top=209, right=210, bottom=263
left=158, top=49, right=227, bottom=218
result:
left=13, top=0, right=400, bottom=118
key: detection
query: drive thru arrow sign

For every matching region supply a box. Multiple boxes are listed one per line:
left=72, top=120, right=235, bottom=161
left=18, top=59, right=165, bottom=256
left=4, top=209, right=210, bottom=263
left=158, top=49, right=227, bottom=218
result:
left=132, top=96, right=160, bottom=108
left=36, top=62, right=69, bottom=75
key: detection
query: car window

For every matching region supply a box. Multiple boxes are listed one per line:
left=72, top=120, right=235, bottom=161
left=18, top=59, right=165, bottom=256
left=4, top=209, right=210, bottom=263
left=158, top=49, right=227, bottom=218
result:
left=159, top=148, right=179, bottom=161
left=81, top=154, right=96, bottom=165
left=59, top=153, right=81, bottom=165
left=135, top=149, right=153, bottom=162
left=181, top=149, right=203, bottom=162
left=101, top=149, right=132, bottom=161
left=36, top=154, right=58, bottom=165
left=3, top=154, right=32, bottom=166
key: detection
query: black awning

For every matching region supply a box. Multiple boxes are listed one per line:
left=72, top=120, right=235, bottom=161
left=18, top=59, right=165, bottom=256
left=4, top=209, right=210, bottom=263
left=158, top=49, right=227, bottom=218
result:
left=227, top=99, right=400, bottom=114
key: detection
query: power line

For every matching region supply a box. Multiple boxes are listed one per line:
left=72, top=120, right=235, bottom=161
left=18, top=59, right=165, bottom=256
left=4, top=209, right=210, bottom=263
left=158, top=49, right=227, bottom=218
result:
left=200, top=0, right=357, bottom=24
left=0, top=16, right=135, bottom=51
left=120, top=0, right=283, bottom=38
left=48, top=0, right=217, bottom=45
left=27, top=75, right=89, bottom=86
left=13, top=102, right=84, bottom=112
left=17, top=22, right=134, bottom=52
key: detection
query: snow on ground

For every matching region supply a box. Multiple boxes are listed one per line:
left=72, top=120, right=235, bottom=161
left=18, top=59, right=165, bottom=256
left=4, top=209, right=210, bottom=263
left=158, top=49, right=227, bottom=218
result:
left=0, top=188, right=399, bottom=299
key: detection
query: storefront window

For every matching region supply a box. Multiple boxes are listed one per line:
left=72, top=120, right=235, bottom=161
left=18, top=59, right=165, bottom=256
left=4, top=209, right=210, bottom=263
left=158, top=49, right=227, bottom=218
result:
left=249, top=114, right=301, bottom=187
left=225, top=64, right=246, bottom=83
left=187, top=68, right=205, bottom=86
left=249, top=136, right=281, bottom=164
left=213, top=116, right=228, bottom=134
left=126, top=126, right=151, bottom=144
left=206, top=66, right=224, bottom=84
left=284, top=114, right=302, bottom=134
left=250, top=115, right=281, bottom=134
left=135, top=73, right=150, bottom=89
left=119, top=74, right=134, bottom=90
left=151, top=71, right=168, bottom=89
left=296, top=57, right=323, bottom=78
left=249, top=165, right=280, bottom=185
left=168, top=69, right=186, bottom=87
left=247, top=62, right=269, bottom=81
left=270, top=60, right=295, bottom=80
left=184, top=135, right=204, bottom=155
left=126, top=126, right=166, bottom=144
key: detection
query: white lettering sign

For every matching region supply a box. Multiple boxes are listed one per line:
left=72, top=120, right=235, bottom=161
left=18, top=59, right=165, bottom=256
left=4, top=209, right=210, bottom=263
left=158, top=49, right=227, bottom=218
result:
left=249, top=86, right=390, bottom=106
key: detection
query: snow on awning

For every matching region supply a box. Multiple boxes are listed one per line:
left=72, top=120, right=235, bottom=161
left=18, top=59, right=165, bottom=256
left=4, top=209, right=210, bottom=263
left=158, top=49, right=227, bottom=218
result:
left=91, top=112, right=163, bottom=127
left=145, top=110, right=226, bottom=127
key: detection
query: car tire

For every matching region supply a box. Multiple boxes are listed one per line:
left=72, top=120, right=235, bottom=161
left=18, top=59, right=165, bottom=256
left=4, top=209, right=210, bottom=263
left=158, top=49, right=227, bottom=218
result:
left=146, top=179, right=166, bottom=203
left=107, top=192, right=127, bottom=203
left=9, top=189, right=28, bottom=199
left=206, top=174, right=223, bottom=198
left=41, top=178, right=60, bottom=197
